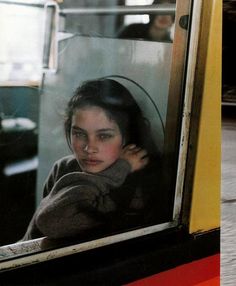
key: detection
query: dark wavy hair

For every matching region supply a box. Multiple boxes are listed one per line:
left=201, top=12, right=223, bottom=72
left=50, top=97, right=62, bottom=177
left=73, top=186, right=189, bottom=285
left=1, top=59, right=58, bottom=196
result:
left=64, top=78, right=156, bottom=154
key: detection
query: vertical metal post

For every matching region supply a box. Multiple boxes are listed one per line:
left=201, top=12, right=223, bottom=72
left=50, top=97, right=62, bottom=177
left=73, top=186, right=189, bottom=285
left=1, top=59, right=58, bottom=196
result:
left=42, top=1, right=58, bottom=72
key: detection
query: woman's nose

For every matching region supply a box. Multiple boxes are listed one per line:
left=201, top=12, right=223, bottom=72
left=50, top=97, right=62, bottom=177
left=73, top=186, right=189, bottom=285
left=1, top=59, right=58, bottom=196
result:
left=83, top=140, right=98, bottom=153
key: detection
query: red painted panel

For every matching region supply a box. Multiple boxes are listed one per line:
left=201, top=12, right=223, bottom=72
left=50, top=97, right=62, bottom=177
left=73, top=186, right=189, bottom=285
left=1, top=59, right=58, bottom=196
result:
left=125, top=254, right=220, bottom=286
left=195, top=276, right=220, bottom=286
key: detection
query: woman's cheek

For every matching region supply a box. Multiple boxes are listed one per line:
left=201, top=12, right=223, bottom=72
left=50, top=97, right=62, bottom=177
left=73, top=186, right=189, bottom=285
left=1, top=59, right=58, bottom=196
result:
left=72, top=140, right=83, bottom=154
left=103, top=143, right=122, bottom=160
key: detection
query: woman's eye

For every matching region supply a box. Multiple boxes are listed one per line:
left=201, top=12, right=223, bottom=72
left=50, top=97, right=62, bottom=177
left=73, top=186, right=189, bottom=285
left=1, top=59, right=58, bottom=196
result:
left=73, top=131, right=87, bottom=139
left=98, top=133, right=112, bottom=140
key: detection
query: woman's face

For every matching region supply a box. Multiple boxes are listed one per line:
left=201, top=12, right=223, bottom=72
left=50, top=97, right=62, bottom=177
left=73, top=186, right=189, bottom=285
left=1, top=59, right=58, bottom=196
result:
left=70, top=106, right=123, bottom=173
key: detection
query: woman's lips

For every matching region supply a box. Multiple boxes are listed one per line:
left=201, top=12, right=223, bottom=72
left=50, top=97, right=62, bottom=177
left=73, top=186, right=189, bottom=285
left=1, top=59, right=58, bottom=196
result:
left=82, top=159, right=103, bottom=166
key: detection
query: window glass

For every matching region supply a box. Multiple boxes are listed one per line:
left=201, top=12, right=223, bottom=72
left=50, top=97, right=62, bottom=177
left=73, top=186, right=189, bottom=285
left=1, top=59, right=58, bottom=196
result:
left=0, top=0, right=191, bottom=268
left=0, top=4, right=44, bottom=84
left=59, top=0, right=175, bottom=42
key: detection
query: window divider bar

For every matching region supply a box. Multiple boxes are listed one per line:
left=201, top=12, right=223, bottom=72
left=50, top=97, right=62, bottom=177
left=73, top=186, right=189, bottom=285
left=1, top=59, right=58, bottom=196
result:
left=60, top=4, right=176, bottom=16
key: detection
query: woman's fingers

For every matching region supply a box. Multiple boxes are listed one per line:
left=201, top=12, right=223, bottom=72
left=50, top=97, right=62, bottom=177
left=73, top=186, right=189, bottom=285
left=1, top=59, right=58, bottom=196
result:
left=136, top=148, right=148, bottom=158
left=121, top=144, right=149, bottom=172
left=123, top=144, right=148, bottom=158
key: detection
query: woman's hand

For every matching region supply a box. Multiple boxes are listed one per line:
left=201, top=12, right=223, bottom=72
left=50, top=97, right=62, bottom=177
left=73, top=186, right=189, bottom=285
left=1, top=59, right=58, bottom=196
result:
left=120, top=144, right=149, bottom=172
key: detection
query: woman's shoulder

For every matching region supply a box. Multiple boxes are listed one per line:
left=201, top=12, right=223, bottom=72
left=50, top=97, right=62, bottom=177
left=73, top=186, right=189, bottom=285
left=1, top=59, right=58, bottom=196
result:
left=55, top=155, right=78, bottom=167
left=43, top=155, right=80, bottom=197
left=54, top=155, right=81, bottom=172
left=53, top=155, right=81, bottom=173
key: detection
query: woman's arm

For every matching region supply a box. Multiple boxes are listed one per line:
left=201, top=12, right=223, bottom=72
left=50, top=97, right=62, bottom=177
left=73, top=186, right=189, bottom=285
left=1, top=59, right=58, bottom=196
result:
left=35, top=159, right=131, bottom=239
left=36, top=184, right=105, bottom=239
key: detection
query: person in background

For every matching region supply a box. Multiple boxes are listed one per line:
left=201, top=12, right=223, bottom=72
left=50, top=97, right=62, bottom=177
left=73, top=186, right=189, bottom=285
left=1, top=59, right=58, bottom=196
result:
left=118, top=0, right=175, bottom=42
left=22, top=78, right=161, bottom=241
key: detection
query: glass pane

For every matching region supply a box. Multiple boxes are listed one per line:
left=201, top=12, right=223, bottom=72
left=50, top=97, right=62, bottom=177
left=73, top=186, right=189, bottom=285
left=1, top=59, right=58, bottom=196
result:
left=0, top=0, right=189, bottom=263
left=34, top=35, right=174, bottom=242
left=59, top=0, right=176, bottom=43
left=0, top=4, right=44, bottom=84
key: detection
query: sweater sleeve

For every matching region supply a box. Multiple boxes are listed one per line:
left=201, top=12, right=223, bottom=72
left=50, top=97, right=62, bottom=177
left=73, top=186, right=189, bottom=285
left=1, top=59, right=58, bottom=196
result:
left=34, top=159, right=131, bottom=239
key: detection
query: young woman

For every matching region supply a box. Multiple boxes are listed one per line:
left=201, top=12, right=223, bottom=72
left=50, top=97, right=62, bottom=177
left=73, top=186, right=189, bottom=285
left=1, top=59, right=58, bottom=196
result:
left=22, top=78, right=160, bottom=241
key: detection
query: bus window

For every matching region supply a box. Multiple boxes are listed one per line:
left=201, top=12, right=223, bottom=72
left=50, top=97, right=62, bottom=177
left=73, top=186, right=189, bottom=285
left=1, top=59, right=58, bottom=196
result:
left=0, top=0, right=194, bottom=267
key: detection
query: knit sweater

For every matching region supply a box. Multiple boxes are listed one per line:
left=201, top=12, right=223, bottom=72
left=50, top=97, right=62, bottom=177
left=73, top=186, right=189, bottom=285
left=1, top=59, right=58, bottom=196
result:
left=22, top=156, right=143, bottom=240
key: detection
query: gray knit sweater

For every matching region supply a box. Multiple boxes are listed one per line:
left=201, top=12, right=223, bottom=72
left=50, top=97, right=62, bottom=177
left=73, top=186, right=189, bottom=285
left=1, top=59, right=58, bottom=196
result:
left=22, top=156, right=135, bottom=240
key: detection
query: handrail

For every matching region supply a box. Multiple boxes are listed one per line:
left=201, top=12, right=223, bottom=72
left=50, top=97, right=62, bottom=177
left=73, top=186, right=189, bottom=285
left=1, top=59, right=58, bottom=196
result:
left=42, top=1, right=58, bottom=71
left=60, top=4, right=176, bottom=16
left=0, top=1, right=176, bottom=15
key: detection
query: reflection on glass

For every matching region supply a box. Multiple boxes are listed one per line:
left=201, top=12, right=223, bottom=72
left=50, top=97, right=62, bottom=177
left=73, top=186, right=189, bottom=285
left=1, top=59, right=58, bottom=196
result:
left=118, top=0, right=175, bottom=42
left=59, top=0, right=175, bottom=42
